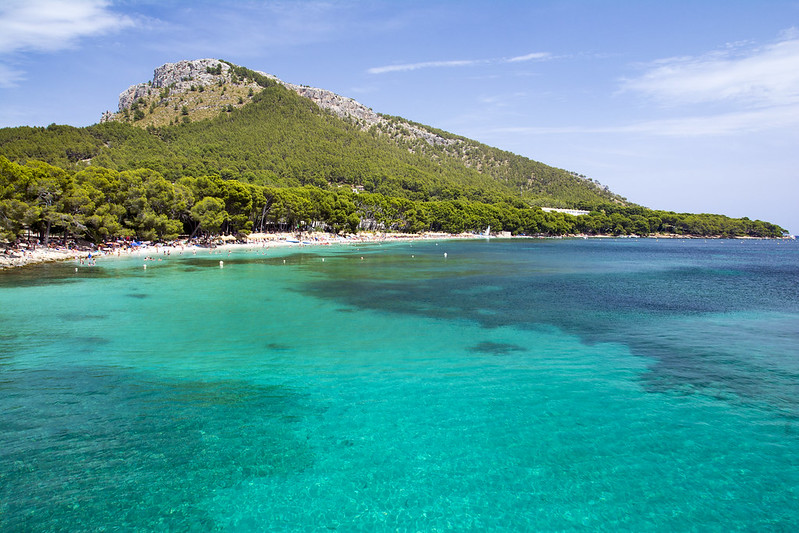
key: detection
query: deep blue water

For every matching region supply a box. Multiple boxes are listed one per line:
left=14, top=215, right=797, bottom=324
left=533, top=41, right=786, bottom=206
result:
left=1, top=238, right=797, bottom=530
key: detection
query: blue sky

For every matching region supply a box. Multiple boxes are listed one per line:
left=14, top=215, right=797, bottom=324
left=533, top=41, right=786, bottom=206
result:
left=1, top=0, right=798, bottom=233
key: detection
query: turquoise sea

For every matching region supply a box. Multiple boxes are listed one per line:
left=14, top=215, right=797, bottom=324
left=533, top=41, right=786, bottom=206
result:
left=1, top=238, right=798, bottom=531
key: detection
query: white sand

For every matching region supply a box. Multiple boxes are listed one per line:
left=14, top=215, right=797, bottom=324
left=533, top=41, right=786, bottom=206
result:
left=1, top=232, right=483, bottom=270
left=0, top=247, right=91, bottom=270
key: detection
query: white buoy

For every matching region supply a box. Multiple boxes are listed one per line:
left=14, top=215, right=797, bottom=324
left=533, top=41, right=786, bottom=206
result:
left=75, top=267, right=78, bottom=272
left=219, top=260, right=224, bottom=268
left=322, top=258, right=325, bottom=262
left=444, top=252, right=448, bottom=258
left=143, top=264, right=146, bottom=269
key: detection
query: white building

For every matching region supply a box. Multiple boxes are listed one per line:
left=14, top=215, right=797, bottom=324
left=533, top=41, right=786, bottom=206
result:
left=540, top=207, right=590, bottom=216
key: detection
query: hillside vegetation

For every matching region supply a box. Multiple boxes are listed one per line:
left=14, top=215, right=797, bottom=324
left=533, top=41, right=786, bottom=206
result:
left=0, top=60, right=787, bottom=242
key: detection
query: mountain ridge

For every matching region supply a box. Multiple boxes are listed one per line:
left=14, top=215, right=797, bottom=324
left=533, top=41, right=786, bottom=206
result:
left=102, top=58, right=617, bottom=204
left=104, top=58, right=458, bottom=148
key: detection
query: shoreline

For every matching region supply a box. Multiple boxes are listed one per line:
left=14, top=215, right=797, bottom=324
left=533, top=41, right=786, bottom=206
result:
left=1, top=231, right=793, bottom=270
left=0, top=231, right=480, bottom=270
left=0, top=246, right=93, bottom=270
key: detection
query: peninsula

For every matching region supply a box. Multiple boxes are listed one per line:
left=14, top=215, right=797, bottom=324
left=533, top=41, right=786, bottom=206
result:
left=0, top=59, right=787, bottom=263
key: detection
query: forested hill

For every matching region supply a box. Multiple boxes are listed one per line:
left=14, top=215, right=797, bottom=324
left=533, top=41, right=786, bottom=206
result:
left=0, top=59, right=787, bottom=241
left=1, top=58, right=620, bottom=208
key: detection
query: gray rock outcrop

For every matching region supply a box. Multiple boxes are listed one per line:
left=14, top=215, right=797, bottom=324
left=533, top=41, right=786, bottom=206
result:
left=109, top=59, right=456, bottom=148
left=117, top=59, right=248, bottom=111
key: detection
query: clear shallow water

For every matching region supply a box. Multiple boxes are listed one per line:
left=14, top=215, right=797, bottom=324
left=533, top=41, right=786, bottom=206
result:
left=1, top=238, right=797, bottom=531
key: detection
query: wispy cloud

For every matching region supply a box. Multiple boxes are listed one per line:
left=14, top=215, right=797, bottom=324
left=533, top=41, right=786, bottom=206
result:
left=0, top=0, right=134, bottom=55
left=488, top=103, right=799, bottom=138
left=623, top=105, right=799, bottom=136
left=368, top=51, right=550, bottom=74
left=0, top=0, right=135, bottom=88
left=368, top=59, right=485, bottom=74
left=0, top=63, right=25, bottom=88
left=621, top=33, right=799, bottom=107
left=507, top=52, right=551, bottom=63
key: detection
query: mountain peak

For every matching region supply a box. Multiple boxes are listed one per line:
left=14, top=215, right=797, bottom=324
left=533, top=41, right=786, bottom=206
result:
left=104, top=59, right=258, bottom=123
left=99, top=58, right=619, bottom=204
left=105, top=58, right=377, bottom=126
left=104, top=59, right=457, bottom=149
left=119, top=59, right=256, bottom=107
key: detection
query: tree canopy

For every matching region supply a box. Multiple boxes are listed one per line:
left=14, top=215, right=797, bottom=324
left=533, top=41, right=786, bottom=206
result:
left=0, top=155, right=785, bottom=244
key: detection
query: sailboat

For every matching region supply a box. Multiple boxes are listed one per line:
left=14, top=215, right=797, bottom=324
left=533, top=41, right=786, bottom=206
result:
left=484, top=226, right=491, bottom=239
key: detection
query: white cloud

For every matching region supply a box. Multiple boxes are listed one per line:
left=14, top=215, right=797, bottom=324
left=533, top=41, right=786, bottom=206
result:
left=488, top=103, right=799, bottom=138
left=0, top=0, right=134, bottom=55
left=368, top=59, right=484, bottom=74
left=507, top=52, right=550, bottom=63
left=621, top=34, right=799, bottom=107
left=368, top=51, right=550, bottom=74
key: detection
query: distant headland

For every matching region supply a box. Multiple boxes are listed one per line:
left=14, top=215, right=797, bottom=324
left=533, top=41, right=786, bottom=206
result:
left=0, top=59, right=787, bottom=257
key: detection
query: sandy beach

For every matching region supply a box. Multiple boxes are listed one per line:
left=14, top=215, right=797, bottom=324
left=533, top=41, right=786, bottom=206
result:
left=0, top=231, right=483, bottom=270
left=4, top=230, right=787, bottom=270
left=0, top=246, right=93, bottom=270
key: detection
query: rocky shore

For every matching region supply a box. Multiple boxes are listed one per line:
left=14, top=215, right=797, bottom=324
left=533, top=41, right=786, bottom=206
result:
left=0, top=246, right=91, bottom=270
